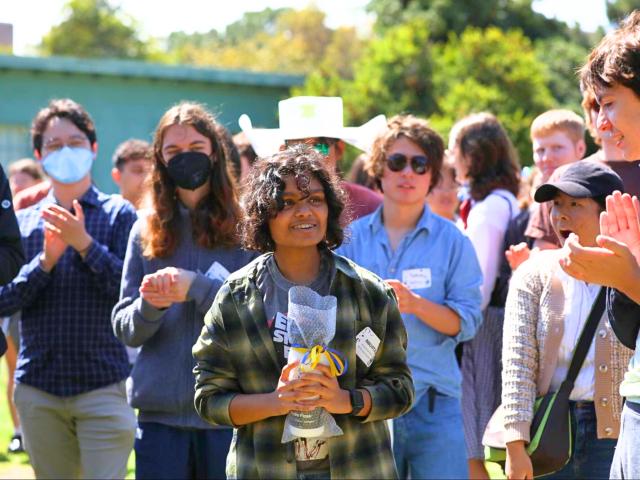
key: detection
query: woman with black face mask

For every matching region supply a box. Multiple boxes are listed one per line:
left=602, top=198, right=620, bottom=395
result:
left=112, top=102, right=256, bottom=479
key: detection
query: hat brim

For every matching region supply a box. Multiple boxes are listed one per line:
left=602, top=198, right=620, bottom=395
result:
left=534, top=181, right=593, bottom=203
left=238, top=114, right=387, bottom=158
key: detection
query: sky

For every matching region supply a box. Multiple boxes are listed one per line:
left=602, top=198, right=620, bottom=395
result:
left=1, top=0, right=610, bottom=56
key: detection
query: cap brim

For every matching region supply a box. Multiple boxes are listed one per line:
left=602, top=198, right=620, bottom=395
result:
left=534, top=181, right=593, bottom=203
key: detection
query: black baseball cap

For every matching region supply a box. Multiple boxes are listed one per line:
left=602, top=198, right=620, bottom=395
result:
left=534, top=161, right=624, bottom=203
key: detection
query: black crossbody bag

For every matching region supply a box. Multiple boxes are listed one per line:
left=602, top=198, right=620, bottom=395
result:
left=484, top=287, right=606, bottom=477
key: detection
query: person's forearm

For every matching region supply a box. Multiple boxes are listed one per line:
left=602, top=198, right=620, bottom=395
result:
left=229, top=392, right=283, bottom=426
left=412, top=296, right=461, bottom=336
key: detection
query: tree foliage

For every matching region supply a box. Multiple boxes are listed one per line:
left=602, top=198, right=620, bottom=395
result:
left=366, top=0, right=590, bottom=45
left=606, top=0, right=640, bottom=24
left=430, top=27, right=553, bottom=164
left=40, top=0, right=150, bottom=59
left=164, top=6, right=338, bottom=74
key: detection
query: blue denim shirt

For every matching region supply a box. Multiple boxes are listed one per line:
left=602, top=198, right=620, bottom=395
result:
left=337, top=205, right=483, bottom=401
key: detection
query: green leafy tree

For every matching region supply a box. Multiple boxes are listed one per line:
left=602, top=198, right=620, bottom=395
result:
left=40, top=0, right=150, bottom=59
left=534, top=37, right=589, bottom=112
left=224, top=8, right=291, bottom=44
left=367, top=0, right=588, bottom=45
left=606, top=0, right=640, bottom=24
left=314, top=19, right=435, bottom=124
left=430, top=27, right=554, bottom=164
left=163, top=6, right=334, bottom=74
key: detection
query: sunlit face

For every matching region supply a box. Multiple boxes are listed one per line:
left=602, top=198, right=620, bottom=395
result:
left=550, top=191, right=602, bottom=248
left=427, top=166, right=460, bottom=221
left=597, top=83, right=640, bottom=160
left=532, top=132, right=584, bottom=182
left=268, top=175, right=328, bottom=251
left=161, top=124, right=212, bottom=162
left=380, top=137, right=433, bottom=206
left=9, top=171, right=40, bottom=196
left=112, top=157, right=151, bottom=209
left=39, top=117, right=93, bottom=159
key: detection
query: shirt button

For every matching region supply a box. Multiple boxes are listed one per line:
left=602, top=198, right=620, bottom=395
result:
left=598, top=329, right=607, bottom=339
left=604, top=427, right=613, bottom=436
left=599, top=364, right=608, bottom=373
left=600, top=397, right=609, bottom=407
left=390, top=268, right=396, bottom=274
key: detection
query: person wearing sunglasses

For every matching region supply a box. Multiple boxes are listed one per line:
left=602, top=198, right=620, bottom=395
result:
left=240, top=96, right=385, bottom=220
left=337, top=114, right=483, bottom=479
left=449, top=112, right=521, bottom=479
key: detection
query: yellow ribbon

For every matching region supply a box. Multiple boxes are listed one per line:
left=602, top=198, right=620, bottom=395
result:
left=291, top=345, right=346, bottom=377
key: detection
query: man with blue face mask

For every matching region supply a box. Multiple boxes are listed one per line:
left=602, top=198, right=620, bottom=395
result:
left=0, top=99, right=137, bottom=479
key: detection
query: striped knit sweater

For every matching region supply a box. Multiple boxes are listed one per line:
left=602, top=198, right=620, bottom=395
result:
left=501, top=250, right=632, bottom=443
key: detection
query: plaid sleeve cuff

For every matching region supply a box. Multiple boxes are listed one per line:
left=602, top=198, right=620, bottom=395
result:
left=360, top=382, right=409, bottom=423
left=81, top=240, right=110, bottom=273
left=201, top=392, right=238, bottom=427
left=28, top=254, right=52, bottom=286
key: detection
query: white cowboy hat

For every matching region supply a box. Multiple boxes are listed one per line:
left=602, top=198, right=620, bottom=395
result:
left=238, top=96, right=387, bottom=158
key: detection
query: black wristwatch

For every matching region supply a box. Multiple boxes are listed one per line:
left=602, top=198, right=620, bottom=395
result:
left=349, top=389, right=365, bottom=416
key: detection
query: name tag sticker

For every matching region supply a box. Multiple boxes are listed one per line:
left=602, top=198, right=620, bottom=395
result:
left=402, top=268, right=431, bottom=289
left=204, top=261, right=230, bottom=281
left=356, top=327, right=381, bottom=367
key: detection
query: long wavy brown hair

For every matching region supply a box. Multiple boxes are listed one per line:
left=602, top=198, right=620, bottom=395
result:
left=141, top=102, right=240, bottom=258
left=450, top=112, right=520, bottom=201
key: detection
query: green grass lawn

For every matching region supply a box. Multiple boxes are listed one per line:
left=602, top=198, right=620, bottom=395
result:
left=0, top=358, right=135, bottom=479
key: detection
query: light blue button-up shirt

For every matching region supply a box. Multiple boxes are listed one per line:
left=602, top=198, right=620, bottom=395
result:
left=336, top=204, right=483, bottom=402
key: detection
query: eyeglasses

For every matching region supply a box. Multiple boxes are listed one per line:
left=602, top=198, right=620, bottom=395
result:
left=386, top=153, right=430, bottom=175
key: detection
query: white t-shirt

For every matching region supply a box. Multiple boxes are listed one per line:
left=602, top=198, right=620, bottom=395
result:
left=549, top=269, right=598, bottom=401
left=465, top=189, right=519, bottom=310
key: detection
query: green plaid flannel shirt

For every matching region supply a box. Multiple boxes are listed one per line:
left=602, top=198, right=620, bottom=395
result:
left=193, top=252, right=414, bottom=479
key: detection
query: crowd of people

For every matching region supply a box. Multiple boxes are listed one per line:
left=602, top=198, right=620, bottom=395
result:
left=2, top=9, right=640, bottom=480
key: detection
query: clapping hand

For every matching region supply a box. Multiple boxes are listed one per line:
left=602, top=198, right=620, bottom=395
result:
left=41, top=200, right=92, bottom=253
left=139, top=267, right=196, bottom=309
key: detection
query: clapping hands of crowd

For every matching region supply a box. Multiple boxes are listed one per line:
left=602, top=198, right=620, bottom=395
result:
left=560, top=191, right=640, bottom=301
left=139, top=267, right=197, bottom=309
left=40, top=199, right=92, bottom=272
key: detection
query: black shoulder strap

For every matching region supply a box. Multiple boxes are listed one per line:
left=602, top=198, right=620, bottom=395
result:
left=561, top=287, right=607, bottom=389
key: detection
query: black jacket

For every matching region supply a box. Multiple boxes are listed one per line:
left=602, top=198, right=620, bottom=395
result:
left=0, top=164, right=24, bottom=286
left=607, top=287, right=640, bottom=350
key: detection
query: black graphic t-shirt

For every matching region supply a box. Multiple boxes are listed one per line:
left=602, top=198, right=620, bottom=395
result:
left=257, top=252, right=335, bottom=367
left=256, top=252, right=336, bottom=469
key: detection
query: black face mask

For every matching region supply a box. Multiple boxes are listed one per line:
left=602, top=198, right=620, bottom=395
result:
left=166, top=151, right=211, bottom=190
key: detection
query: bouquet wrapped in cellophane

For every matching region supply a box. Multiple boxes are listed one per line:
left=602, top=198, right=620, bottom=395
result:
left=281, top=286, right=347, bottom=443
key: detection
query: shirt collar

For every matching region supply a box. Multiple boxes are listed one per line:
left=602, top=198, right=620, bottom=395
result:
left=367, top=203, right=434, bottom=236
left=44, top=184, right=102, bottom=208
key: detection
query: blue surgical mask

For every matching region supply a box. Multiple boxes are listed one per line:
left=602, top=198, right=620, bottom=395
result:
left=42, top=146, right=94, bottom=184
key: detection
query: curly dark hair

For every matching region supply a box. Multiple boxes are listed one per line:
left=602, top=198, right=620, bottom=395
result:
left=240, top=145, right=347, bottom=253
left=367, top=114, right=445, bottom=193
left=31, top=98, right=97, bottom=155
left=141, top=102, right=240, bottom=258
left=450, top=112, right=520, bottom=201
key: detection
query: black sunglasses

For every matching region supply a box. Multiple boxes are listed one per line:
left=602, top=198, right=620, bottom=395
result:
left=386, top=153, right=429, bottom=175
